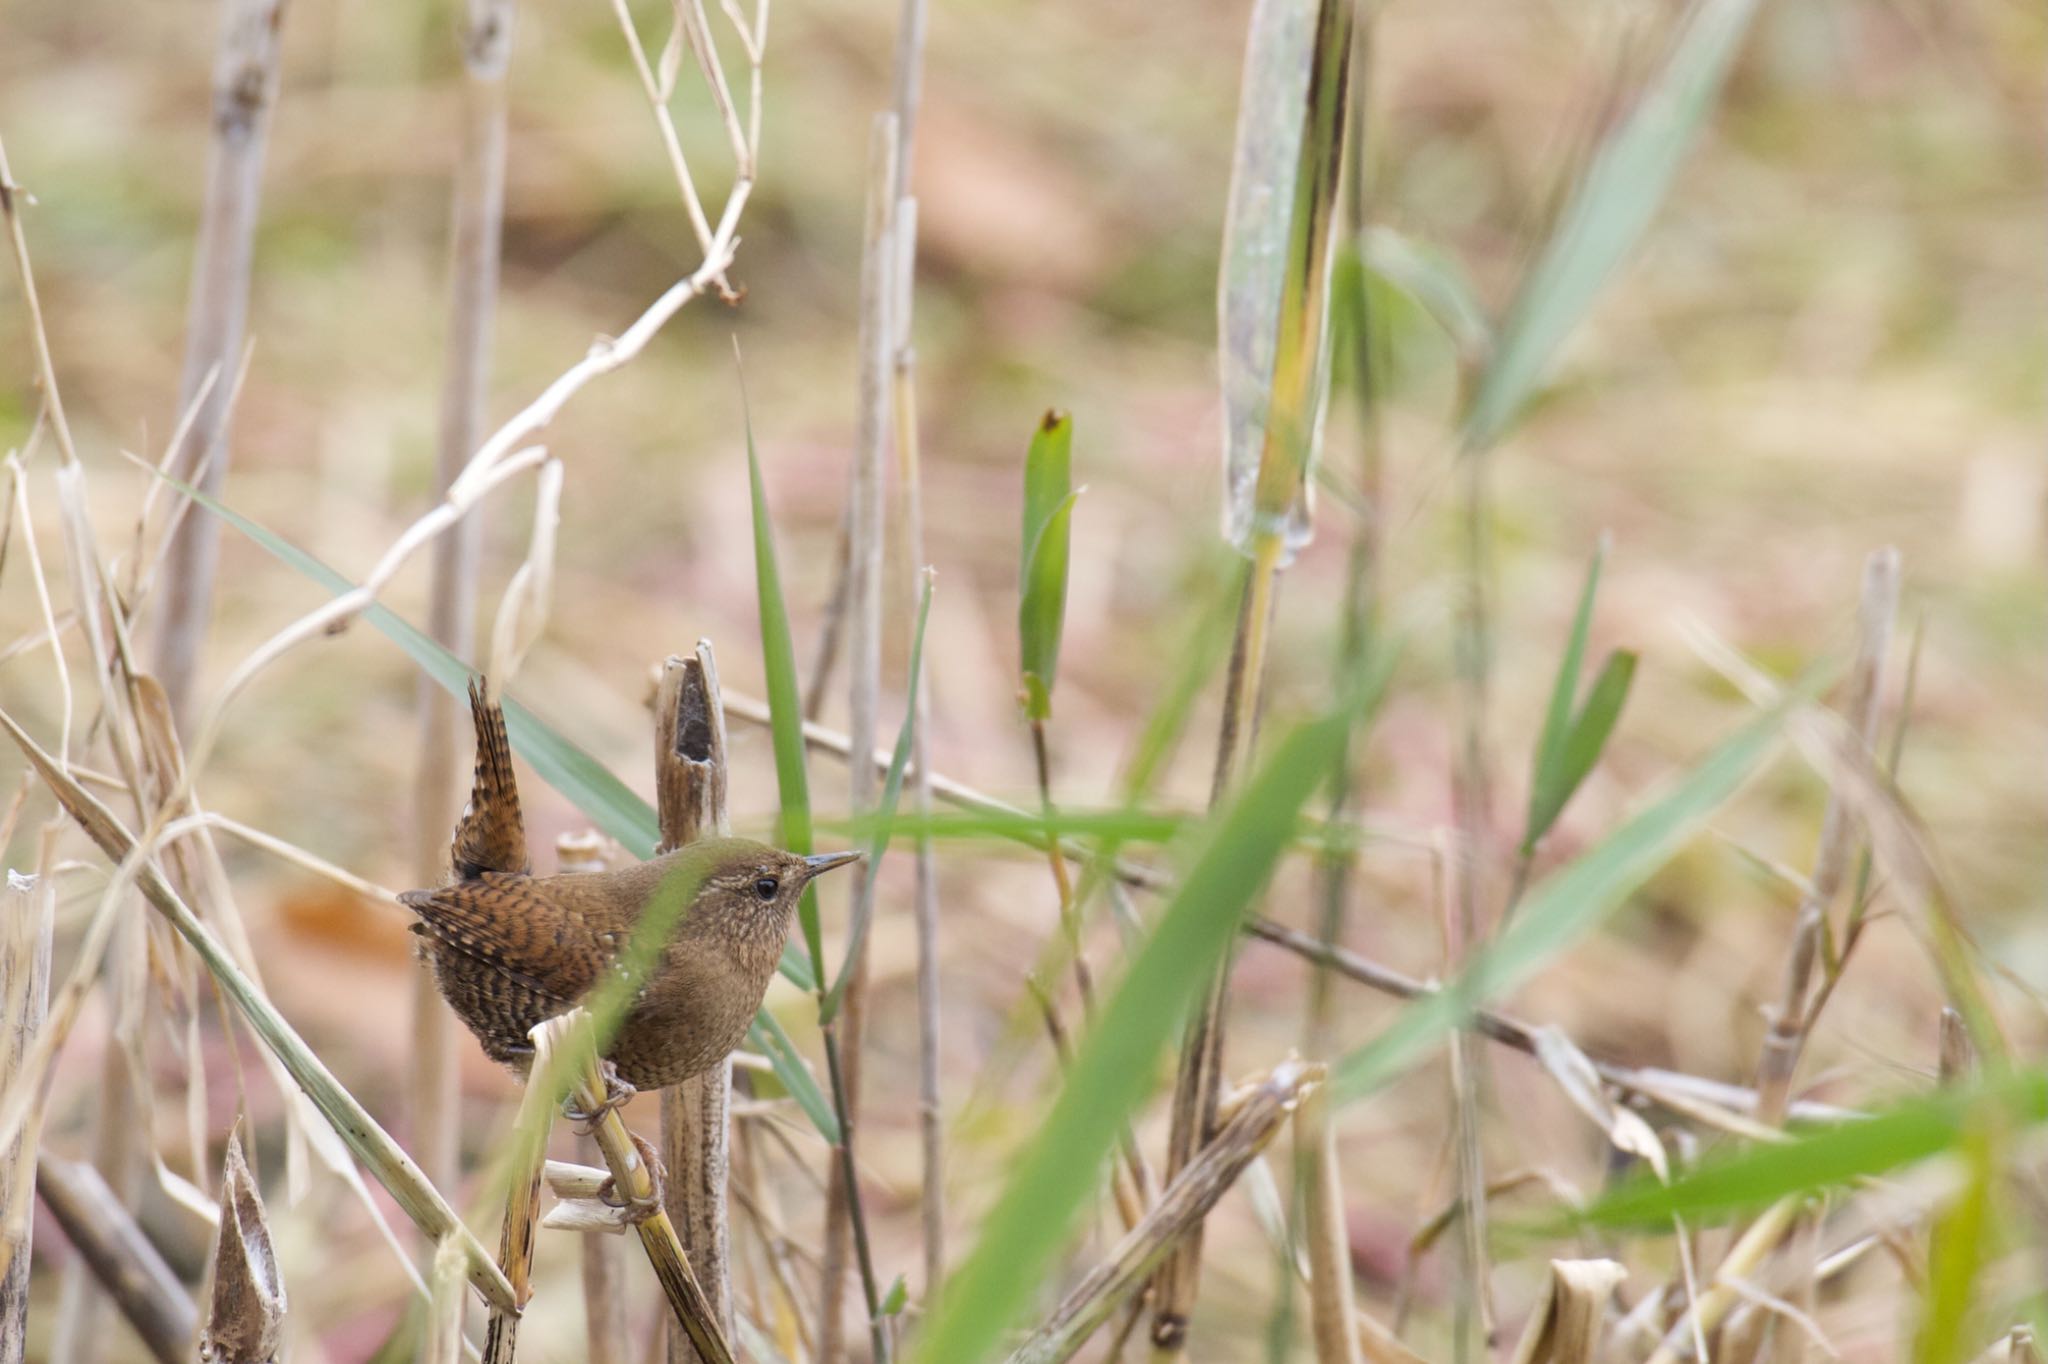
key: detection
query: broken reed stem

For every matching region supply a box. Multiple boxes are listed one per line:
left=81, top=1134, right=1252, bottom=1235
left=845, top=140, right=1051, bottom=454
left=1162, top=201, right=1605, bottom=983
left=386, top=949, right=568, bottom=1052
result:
left=819, top=111, right=897, bottom=1364
left=0, top=866, right=51, bottom=1364
left=655, top=646, right=736, bottom=1363
left=556, top=831, right=634, bottom=1364
left=34, top=1153, right=197, bottom=1364
left=199, top=1131, right=287, bottom=1364
left=542, top=1015, right=736, bottom=1364
left=0, top=709, right=518, bottom=1312
left=1753, top=547, right=1900, bottom=1126
left=411, top=0, right=516, bottom=1217
left=482, top=1008, right=562, bottom=1364
left=1153, top=534, right=1281, bottom=1355
left=150, top=0, right=287, bottom=734
left=1007, top=1060, right=1320, bottom=1364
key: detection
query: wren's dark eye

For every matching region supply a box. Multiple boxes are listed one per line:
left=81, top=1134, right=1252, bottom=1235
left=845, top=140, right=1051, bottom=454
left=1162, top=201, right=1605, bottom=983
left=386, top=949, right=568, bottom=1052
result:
left=753, top=876, right=780, bottom=902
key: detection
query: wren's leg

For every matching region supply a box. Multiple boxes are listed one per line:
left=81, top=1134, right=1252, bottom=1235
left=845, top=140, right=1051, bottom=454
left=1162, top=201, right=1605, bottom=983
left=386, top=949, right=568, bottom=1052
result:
left=563, top=1059, right=638, bottom=1130
left=595, top=1130, right=668, bottom=1225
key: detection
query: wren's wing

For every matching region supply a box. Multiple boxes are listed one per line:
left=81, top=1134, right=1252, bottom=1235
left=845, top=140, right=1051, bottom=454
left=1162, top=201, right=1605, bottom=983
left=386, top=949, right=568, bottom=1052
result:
left=452, top=678, right=530, bottom=879
left=401, top=872, right=605, bottom=1012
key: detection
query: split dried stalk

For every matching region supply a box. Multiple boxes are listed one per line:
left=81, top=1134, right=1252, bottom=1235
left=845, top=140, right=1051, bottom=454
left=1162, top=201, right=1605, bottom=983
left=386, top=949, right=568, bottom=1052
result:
left=1005, top=1060, right=1320, bottom=1364
left=0, top=865, right=51, bottom=1364
left=199, top=1131, right=287, bottom=1364
left=35, top=1153, right=197, bottom=1364
left=410, top=0, right=517, bottom=1207
left=819, top=112, right=898, bottom=1364
left=656, top=647, right=736, bottom=1363
left=150, top=0, right=287, bottom=732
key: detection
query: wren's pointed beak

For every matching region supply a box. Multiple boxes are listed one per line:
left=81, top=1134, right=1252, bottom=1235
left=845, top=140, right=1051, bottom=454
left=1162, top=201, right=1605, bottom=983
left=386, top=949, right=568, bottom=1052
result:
left=801, top=850, right=863, bottom=881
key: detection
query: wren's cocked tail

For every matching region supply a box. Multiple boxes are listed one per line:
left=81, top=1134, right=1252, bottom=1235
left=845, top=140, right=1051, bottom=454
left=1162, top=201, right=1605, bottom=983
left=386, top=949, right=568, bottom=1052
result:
left=401, top=680, right=862, bottom=1090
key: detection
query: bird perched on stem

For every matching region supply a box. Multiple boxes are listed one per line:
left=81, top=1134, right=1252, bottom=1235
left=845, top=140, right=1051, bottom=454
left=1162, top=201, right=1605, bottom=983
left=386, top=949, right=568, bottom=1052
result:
left=403, top=680, right=857, bottom=1105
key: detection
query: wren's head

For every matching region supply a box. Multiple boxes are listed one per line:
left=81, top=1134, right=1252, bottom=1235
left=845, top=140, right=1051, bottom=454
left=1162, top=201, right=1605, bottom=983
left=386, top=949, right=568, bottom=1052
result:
left=666, top=836, right=862, bottom=947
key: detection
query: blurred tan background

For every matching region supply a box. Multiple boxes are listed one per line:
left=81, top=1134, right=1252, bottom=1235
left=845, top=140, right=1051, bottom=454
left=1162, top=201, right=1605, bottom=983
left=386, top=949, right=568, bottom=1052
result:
left=2, top=0, right=2043, bottom=1356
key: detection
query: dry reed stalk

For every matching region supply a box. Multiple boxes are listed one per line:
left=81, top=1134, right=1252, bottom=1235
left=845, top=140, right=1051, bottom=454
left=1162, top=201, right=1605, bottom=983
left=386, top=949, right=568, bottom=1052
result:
left=1753, top=547, right=1900, bottom=1124
left=734, top=1106, right=815, bottom=1359
left=152, top=0, right=288, bottom=732
left=538, top=1015, right=736, bottom=1364
left=1152, top=564, right=1273, bottom=1357
left=555, top=831, right=635, bottom=1364
left=1737, top=550, right=1898, bottom=1364
left=482, top=1010, right=563, bottom=1364
left=654, top=647, right=736, bottom=1363
left=818, top=112, right=898, bottom=1364
left=0, top=864, right=51, bottom=1364
left=883, top=0, right=942, bottom=1288
left=35, top=1152, right=197, bottom=1364
left=1004, top=1059, right=1320, bottom=1364
left=199, top=1130, right=287, bottom=1364
left=410, top=0, right=517, bottom=1209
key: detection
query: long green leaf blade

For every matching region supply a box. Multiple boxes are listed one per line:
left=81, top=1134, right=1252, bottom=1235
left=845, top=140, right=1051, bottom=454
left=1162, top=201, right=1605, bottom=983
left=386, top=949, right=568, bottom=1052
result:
left=1461, top=0, right=1762, bottom=450
left=748, top=1015, right=841, bottom=1145
left=910, top=654, right=1393, bottom=1364
left=744, top=393, right=826, bottom=982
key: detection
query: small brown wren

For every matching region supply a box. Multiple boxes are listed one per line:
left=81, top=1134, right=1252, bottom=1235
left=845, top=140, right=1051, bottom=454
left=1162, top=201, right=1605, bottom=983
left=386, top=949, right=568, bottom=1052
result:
left=402, top=680, right=857, bottom=1091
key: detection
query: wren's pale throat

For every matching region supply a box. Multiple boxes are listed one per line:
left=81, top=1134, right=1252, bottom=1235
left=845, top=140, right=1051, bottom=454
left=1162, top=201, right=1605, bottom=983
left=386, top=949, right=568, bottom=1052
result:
left=402, top=681, right=857, bottom=1089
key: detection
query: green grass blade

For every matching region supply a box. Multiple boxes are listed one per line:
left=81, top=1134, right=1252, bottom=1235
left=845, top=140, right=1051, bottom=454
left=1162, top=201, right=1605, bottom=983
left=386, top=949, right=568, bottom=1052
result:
left=1019, top=489, right=1081, bottom=722
left=1460, top=0, right=1762, bottom=451
left=1564, top=1069, right=2045, bottom=1231
left=747, top=1015, right=841, bottom=1144
left=1525, top=539, right=1606, bottom=851
left=1333, top=681, right=1806, bottom=1104
left=823, top=570, right=935, bottom=1021
left=1527, top=648, right=1637, bottom=849
left=909, top=654, right=1393, bottom=1364
left=743, top=390, right=826, bottom=983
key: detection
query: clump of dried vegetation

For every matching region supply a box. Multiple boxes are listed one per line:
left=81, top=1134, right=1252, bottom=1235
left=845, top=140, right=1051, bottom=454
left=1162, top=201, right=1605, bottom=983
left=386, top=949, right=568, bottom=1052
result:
left=0, top=0, right=2041, bottom=1361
